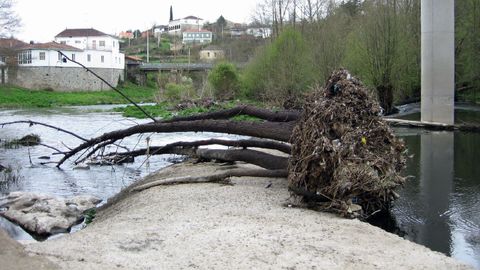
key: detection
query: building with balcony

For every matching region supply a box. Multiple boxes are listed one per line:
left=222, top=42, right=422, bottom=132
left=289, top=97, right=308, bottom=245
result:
left=168, top=16, right=204, bottom=35
left=182, top=29, right=212, bottom=45
left=8, top=28, right=125, bottom=91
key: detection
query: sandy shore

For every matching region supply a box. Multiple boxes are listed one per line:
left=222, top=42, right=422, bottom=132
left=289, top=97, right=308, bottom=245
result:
left=13, top=162, right=473, bottom=269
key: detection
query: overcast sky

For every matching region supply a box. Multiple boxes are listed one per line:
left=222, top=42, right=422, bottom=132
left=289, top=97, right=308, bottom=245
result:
left=13, top=0, right=260, bottom=42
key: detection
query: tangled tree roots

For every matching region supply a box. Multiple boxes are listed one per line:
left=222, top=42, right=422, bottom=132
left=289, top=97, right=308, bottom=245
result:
left=288, top=69, right=407, bottom=218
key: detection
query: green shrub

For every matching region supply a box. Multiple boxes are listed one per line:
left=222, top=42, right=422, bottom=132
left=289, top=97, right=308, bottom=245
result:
left=163, top=82, right=196, bottom=101
left=242, top=28, right=314, bottom=106
left=208, top=62, right=239, bottom=100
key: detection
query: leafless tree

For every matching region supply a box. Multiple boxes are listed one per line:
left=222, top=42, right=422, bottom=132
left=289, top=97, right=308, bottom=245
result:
left=0, top=0, right=21, bottom=38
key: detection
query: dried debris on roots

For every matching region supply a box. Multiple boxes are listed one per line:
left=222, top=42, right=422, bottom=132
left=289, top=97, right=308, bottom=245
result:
left=288, top=69, right=407, bottom=218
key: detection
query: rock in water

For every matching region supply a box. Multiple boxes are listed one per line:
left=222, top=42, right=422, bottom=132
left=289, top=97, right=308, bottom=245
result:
left=0, top=192, right=101, bottom=237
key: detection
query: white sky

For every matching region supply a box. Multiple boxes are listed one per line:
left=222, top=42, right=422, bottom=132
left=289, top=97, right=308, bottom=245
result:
left=13, top=0, right=260, bottom=42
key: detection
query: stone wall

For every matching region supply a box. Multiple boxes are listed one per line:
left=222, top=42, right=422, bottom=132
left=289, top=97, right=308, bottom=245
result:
left=11, top=66, right=124, bottom=91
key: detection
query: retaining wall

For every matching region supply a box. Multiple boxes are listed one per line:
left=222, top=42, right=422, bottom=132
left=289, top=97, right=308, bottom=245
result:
left=11, top=67, right=124, bottom=91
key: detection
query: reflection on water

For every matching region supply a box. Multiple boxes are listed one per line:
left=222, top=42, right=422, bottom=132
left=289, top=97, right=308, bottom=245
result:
left=392, top=129, right=480, bottom=269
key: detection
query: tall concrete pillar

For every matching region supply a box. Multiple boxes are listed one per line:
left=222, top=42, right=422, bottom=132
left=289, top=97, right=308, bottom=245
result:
left=421, top=0, right=455, bottom=125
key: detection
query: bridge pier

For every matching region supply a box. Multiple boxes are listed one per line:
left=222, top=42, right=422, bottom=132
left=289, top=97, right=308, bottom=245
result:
left=421, top=0, right=455, bottom=125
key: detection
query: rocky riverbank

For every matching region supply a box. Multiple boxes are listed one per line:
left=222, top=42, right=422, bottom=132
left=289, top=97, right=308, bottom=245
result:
left=3, top=161, right=473, bottom=269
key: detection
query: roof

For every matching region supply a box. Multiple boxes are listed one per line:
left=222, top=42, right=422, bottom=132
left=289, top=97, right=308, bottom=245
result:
left=184, top=16, right=203, bottom=20
left=55, top=28, right=109, bottom=38
left=125, top=55, right=143, bottom=62
left=19, top=42, right=82, bottom=52
left=0, top=38, right=27, bottom=49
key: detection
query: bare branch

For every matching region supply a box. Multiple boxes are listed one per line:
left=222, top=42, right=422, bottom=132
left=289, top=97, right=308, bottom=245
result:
left=131, top=168, right=287, bottom=192
left=56, top=120, right=295, bottom=167
left=1, top=120, right=87, bottom=141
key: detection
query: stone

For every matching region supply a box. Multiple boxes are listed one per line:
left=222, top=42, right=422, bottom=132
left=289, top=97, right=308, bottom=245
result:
left=0, top=192, right=101, bottom=237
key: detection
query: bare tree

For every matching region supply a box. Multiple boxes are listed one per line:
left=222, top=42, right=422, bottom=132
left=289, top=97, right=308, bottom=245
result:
left=0, top=0, right=21, bottom=37
left=296, top=0, right=327, bottom=22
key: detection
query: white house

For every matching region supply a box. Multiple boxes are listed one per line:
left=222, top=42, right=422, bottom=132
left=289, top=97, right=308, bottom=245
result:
left=182, top=29, right=213, bottom=45
left=11, top=28, right=125, bottom=91
left=168, top=16, right=204, bottom=35
left=246, top=27, right=272, bottom=39
left=54, top=28, right=124, bottom=69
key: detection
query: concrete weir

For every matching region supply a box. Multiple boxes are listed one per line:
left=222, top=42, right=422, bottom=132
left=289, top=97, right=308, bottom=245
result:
left=421, top=0, right=455, bottom=125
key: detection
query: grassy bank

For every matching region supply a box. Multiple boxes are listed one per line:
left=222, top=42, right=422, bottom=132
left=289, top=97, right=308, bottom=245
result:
left=0, top=83, right=158, bottom=108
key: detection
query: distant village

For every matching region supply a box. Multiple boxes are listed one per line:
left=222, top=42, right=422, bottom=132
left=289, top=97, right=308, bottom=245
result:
left=0, top=6, right=271, bottom=91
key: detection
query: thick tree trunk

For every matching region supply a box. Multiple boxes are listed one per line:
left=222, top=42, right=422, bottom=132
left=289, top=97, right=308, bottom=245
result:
left=162, top=105, right=300, bottom=123
left=101, top=138, right=290, bottom=160
left=107, top=147, right=287, bottom=170
left=57, top=120, right=295, bottom=167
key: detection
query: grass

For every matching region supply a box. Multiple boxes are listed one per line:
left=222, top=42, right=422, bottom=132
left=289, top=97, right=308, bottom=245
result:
left=2, top=134, right=41, bottom=148
left=0, top=83, right=158, bottom=108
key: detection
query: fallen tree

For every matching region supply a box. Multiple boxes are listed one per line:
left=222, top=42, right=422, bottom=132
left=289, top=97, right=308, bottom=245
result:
left=1, top=69, right=409, bottom=218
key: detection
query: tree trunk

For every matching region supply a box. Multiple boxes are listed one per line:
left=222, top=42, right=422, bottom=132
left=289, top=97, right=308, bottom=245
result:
left=377, top=84, right=394, bottom=115
left=57, top=120, right=295, bottom=167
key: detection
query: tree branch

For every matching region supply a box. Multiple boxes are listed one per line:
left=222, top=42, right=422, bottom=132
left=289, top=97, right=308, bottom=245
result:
left=0, top=120, right=87, bottom=141
left=57, top=51, right=157, bottom=122
left=162, top=105, right=300, bottom=123
left=114, top=138, right=291, bottom=157
left=131, top=168, right=287, bottom=192
left=57, top=120, right=295, bottom=167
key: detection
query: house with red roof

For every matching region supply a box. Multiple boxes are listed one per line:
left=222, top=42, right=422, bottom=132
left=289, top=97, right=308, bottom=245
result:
left=5, top=28, right=125, bottom=91
left=168, top=15, right=204, bottom=35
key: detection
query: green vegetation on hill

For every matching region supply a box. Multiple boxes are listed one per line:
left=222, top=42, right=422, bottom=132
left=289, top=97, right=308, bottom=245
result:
left=0, top=83, right=158, bottom=108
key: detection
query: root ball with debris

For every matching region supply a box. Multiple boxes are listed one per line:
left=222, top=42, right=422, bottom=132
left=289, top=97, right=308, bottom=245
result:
left=288, top=69, right=407, bottom=217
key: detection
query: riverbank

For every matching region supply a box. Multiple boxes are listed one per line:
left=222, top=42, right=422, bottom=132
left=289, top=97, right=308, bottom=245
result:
left=0, top=84, right=157, bottom=108
left=17, top=161, right=471, bottom=269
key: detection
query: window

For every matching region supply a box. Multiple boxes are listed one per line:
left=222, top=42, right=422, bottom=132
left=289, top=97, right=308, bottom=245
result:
left=87, top=54, right=91, bottom=62
left=71, top=54, right=75, bottom=61
left=99, top=40, right=105, bottom=47
left=113, top=41, right=115, bottom=47
left=75, top=40, right=81, bottom=44
left=58, top=52, right=62, bottom=61
left=18, top=50, right=32, bottom=64
left=39, top=52, right=45, bottom=60
left=101, top=55, right=104, bottom=63
left=207, top=52, right=210, bottom=57
left=60, top=41, right=66, bottom=44
left=92, top=40, right=97, bottom=49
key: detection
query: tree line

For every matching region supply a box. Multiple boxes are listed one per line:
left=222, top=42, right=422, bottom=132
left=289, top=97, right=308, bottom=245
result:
left=240, top=0, right=480, bottom=113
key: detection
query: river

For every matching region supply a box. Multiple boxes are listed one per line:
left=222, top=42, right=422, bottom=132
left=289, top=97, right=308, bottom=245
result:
left=0, top=105, right=479, bottom=268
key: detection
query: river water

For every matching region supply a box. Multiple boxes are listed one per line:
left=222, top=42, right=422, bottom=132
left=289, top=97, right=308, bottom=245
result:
left=0, top=105, right=479, bottom=268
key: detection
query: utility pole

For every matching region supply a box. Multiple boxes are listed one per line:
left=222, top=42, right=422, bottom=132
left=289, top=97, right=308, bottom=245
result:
left=146, top=29, right=150, bottom=63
